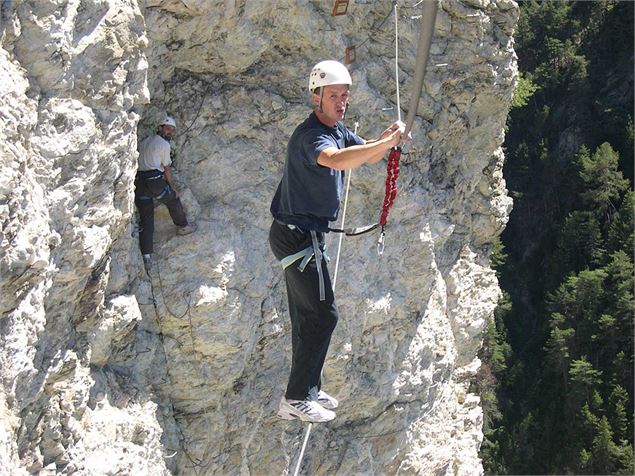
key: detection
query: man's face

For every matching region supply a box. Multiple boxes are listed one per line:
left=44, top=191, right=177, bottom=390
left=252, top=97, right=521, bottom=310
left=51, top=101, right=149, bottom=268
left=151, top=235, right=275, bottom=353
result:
left=315, top=84, right=350, bottom=121
left=159, top=125, right=176, bottom=140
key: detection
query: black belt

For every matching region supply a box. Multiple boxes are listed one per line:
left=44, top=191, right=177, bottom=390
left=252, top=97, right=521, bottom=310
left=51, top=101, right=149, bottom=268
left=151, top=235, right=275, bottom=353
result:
left=274, top=219, right=305, bottom=232
left=138, top=170, right=164, bottom=180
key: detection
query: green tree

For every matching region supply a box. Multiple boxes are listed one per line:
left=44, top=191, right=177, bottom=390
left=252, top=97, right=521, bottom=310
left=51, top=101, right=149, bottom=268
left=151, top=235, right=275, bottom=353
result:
left=569, top=357, right=603, bottom=405
left=580, top=414, right=635, bottom=475
left=511, top=73, right=540, bottom=109
left=607, top=190, right=634, bottom=255
left=607, top=385, right=629, bottom=442
left=535, top=37, right=588, bottom=88
left=556, top=211, right=604, bottom=275
left=577, top=143, right=630, bottom=222
left=543, top=313, right=574, bottom=385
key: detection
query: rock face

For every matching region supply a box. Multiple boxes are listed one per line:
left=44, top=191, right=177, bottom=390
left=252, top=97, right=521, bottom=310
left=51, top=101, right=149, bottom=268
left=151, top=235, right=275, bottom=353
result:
left=0, top=0, right=517, bottom=475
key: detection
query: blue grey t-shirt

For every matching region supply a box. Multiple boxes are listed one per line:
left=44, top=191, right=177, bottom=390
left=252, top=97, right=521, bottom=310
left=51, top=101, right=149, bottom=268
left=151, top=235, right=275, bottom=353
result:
left=271, top=112, right=365, bottom=231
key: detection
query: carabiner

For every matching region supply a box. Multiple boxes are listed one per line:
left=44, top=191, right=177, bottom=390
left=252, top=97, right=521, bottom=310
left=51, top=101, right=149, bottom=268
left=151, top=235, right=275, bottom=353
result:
left=377, top=230, right=386, bottom=256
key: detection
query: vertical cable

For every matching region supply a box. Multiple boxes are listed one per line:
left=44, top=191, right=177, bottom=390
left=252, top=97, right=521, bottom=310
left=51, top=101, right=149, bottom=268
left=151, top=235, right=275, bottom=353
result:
left=377, top=0, right=402, bottom=255
left=292, top=422, right=313, bottom=476
left=332, top=116, right=360, bottom=289
left=394, top=0, right=401, bottom=122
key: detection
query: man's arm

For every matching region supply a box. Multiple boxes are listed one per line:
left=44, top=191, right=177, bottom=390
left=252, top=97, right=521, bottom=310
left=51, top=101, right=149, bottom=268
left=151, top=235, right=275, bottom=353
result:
left=316, top=121, right=407, bottom=170
left=163, top=165, right=179, bottom=197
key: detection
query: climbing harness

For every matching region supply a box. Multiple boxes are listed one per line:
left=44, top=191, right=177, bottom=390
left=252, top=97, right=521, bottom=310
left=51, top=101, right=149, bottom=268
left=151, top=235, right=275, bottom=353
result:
left=290, top=1, right=439, bottom=474
left=137, top=170, right=175, bottom=201
left=278, top=112, right=359, bottom=306
left=279, top=226, right=330, bottom=302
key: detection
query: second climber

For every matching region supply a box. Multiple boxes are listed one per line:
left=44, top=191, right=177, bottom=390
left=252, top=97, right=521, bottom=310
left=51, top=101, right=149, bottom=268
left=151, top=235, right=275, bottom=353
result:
left=134, top=116, right=197, bottom=273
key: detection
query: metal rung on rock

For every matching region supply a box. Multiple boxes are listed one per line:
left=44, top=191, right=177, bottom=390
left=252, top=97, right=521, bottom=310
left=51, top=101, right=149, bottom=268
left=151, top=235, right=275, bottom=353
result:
left=331, top=0, right=349, bottom=16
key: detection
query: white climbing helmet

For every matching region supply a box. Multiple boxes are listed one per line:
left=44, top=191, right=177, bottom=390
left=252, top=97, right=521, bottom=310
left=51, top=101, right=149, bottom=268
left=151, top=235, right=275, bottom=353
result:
left=308, top=60, right=352, bottom=93
left=159, top=116, right=176, bottom=128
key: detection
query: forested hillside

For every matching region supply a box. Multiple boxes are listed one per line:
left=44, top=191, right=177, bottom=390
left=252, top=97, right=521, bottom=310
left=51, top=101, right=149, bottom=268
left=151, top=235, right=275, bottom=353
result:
left=478, top=1, right=634, bottom=474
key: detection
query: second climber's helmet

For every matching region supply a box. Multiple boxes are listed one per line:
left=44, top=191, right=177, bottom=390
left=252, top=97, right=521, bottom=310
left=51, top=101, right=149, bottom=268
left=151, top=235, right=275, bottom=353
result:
left=308, top=60, right=352, bottom=93
left=159, top=116, right=177, bottom=128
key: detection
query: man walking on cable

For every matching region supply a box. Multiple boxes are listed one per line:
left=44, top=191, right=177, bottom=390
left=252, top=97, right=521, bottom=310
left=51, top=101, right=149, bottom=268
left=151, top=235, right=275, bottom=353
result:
left=269, top=60, right=409, bottom=423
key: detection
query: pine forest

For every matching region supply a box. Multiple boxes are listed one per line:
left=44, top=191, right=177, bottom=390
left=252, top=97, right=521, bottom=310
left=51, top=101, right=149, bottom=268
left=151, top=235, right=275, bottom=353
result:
left=478, top=1, right=634, bottom=474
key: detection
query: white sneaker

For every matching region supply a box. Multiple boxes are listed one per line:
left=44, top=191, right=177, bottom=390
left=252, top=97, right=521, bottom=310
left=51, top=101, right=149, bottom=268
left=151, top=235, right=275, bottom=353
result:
left=316, top=390, right=339, bottom=410
left=277, top=397, right=336, bottom=423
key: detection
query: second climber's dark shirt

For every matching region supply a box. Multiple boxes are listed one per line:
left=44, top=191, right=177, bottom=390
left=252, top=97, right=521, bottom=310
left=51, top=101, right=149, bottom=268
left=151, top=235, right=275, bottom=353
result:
left=270, top=112, right=364, bottom=231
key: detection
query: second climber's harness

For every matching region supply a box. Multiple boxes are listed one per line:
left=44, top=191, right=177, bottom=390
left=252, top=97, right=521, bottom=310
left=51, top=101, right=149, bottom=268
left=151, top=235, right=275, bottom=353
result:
left=137, top=169, right=174, bottom=200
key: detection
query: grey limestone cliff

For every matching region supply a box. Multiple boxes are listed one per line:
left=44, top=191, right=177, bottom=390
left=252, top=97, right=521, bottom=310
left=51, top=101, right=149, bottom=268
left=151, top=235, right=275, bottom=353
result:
left=0, top=0, right=517, bottom=474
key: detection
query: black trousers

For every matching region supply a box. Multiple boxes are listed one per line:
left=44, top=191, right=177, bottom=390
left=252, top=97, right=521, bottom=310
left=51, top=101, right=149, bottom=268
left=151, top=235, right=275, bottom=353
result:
left=134, top=172, right=188, bottom=255
left=268, top=220, right=339, bottom=401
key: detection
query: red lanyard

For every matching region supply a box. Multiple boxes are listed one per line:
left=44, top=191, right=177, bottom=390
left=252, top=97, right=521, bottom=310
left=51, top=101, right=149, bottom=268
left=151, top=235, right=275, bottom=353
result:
left=379, top=146, right=401, bottom=226
left=376, top=146, right=402, bottom=254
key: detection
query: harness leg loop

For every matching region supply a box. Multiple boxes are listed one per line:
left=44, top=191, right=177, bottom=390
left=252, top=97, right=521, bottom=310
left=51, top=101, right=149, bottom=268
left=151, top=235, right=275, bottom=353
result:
left=311, top=231, right=326, bottom=301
